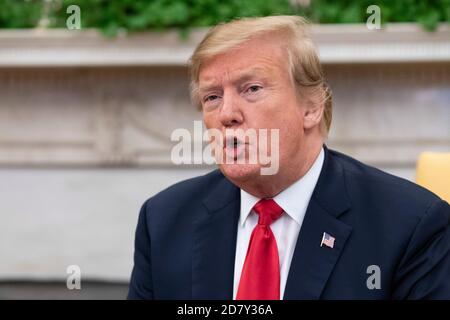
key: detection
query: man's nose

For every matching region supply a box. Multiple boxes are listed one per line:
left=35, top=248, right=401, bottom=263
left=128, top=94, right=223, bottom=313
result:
left=219, top=92, right=243, bottom=127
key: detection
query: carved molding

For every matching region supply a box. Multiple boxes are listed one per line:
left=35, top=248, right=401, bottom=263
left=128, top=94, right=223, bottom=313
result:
left=0, top=23, right=449, bottom=67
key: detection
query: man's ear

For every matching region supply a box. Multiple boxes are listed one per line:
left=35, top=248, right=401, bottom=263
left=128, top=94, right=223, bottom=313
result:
left=303, top=100, right=324, bottom=131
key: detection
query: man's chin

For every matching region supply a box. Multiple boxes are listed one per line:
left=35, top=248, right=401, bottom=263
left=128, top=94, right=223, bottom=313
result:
left=218, top=163, right=261, bottom=183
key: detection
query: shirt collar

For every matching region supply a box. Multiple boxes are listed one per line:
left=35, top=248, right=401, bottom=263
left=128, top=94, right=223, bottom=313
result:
left=239, top=147, right=325, bottom=227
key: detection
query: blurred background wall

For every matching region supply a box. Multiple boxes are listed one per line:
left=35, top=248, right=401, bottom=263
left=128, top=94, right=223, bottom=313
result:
left=0, top=0, right=449, bottom=299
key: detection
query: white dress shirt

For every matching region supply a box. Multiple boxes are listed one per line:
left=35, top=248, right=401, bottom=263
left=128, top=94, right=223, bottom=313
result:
left=233, top=147, right=325, bottom=299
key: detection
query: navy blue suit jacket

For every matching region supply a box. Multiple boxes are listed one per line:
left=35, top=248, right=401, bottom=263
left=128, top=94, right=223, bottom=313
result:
left=128, top=145, right=450, bottom=299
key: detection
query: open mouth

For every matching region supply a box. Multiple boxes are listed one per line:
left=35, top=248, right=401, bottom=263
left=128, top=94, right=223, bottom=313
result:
left=222, top=136, right=248, bottom=160
left=224, top=136, right=244, bottom=149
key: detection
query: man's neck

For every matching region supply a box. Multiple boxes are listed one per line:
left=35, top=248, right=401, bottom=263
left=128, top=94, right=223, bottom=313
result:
left=239, top=142, right=324, bottom=198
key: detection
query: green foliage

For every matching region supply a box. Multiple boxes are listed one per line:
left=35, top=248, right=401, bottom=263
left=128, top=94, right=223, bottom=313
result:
left=50, top=0, right=295, bottom=36
left=0, top=0, right=448, bottom=35
left=0, top=0, right=42, bottom=28
left=297, top=0, right=450, bottom=31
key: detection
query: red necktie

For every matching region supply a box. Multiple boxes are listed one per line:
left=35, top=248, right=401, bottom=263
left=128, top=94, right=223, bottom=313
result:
left=236, top=199, right=284, bottom=300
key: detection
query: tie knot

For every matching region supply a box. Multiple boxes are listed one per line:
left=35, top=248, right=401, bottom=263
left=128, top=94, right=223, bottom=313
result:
left=253, top=199, right=284, bottom=226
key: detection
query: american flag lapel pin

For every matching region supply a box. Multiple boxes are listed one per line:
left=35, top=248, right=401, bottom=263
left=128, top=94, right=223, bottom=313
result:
left=321, top=232, right=335, bottom=248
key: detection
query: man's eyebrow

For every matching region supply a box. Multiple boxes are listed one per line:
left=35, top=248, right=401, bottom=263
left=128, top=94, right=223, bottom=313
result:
left=198, top=83, right=221, bottom=95
left=198, top=67, right=273, bottom=94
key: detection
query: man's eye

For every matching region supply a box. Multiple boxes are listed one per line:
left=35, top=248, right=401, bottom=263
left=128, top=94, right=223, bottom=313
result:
left=204, top=95, right=219, bottom=102
left=245, top=85, right=262, bottom=93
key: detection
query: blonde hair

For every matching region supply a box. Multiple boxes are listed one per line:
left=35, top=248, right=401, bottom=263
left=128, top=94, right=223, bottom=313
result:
left=188, top=15, right=332, bottom=135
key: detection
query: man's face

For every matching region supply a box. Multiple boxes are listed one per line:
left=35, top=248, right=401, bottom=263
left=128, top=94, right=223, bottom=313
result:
left=199, top=35, right=306, bottom=184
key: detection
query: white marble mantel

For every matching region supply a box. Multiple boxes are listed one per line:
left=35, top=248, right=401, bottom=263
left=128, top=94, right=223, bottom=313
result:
left=0, top=24, right=449, bottom=282
left=0, top=23, right=449, bottom=67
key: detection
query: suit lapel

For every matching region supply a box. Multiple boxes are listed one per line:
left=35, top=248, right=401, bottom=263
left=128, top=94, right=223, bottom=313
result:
left=284, top=145, right=353, bottom=299
left=283, top=199, right=352, bottom=299
left=192, top=174, right=240, bottom=299
left=191, top=145, right=353, bottom=300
